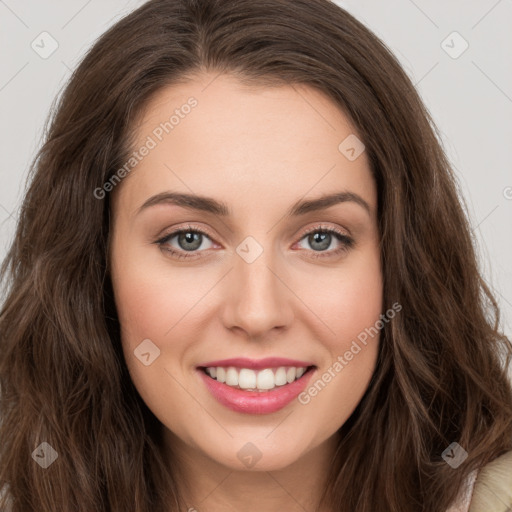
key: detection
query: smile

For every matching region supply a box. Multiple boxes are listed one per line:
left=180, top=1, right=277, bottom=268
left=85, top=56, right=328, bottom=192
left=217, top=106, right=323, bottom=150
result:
left=197, top=357, right=317, bottom=414
left=202, top=365, right=310, bottom=391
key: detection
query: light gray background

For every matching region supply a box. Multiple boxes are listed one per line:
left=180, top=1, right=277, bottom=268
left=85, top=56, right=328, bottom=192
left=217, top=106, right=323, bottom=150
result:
left=1, top=0, right=511, bottom=340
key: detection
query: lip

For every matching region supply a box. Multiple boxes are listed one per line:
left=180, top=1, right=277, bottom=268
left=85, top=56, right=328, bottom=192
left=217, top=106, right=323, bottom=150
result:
left=196, top=357, right=314, bottom=370
left=197, top=365, right=316, bottom=415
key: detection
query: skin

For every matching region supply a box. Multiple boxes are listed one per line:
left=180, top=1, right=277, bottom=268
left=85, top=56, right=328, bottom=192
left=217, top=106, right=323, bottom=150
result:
left=109, top=72, right=383, bottom=512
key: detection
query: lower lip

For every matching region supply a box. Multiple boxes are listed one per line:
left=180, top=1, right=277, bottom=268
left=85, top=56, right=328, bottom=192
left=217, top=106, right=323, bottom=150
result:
left=197, top=367, right=316, bottom=414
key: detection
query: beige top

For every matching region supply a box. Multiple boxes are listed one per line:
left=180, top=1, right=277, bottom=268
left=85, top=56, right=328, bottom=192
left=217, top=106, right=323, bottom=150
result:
left=447, top=449, right=512, bottom=512
left=446, top=468, right=480, bottom=512
left=469, top=449, right=512, bottom=512
left=446, top=451, right=512, bottom=512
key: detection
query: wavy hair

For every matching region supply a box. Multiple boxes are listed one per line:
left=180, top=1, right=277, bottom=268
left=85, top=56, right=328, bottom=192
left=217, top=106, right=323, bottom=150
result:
left=1, top=0, right=511, bottom=510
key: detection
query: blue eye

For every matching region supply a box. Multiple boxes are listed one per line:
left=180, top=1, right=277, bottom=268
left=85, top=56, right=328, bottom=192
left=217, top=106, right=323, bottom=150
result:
left=296, top=226, right=354, bottom=259
left=155, top=224, right=215, bottom=260
left=155, top=224, right=354, bottom=260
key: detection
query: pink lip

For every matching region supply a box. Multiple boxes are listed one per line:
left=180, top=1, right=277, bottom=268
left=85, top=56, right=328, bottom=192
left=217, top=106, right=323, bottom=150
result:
left=197, top=357, right=314, bottom=370
left=197, top=366, right=316, bottom=415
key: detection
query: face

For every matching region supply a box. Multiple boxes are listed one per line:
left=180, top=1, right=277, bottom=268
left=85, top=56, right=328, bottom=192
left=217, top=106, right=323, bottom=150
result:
left=109, top=72, right=383, bottom=474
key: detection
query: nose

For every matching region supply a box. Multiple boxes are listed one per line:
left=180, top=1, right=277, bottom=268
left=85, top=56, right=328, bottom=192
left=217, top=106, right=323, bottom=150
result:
left=220, top=242, right=294, bottom=339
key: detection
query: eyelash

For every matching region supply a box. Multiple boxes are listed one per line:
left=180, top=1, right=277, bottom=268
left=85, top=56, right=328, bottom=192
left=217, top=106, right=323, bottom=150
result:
left=154, top=223, right=354, bottom=261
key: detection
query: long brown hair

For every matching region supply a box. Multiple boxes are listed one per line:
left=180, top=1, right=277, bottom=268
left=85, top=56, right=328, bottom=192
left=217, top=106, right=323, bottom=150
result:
left=1, top=0, right=511, bottom=510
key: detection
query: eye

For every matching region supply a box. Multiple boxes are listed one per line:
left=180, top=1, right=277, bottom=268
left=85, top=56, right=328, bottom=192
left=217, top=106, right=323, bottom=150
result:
left=294, top=225, right=354, bottom=259
left=155, top=224, right=216, bottom=260
left=154, top=224, right=354, bottom=260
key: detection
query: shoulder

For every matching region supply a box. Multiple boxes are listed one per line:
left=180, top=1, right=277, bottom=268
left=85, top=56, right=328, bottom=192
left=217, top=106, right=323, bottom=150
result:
left=469, top=449, right=512, bottom=512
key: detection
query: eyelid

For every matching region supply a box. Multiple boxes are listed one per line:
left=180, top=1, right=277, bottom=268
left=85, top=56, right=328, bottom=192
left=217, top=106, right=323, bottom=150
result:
left=154, top=223, right=216, bottom=244
left=297, top=223, right=350, bottom=239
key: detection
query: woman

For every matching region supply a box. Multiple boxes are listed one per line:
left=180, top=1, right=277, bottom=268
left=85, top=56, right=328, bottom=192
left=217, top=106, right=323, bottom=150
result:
left=1, top=0, right=511, bottom=510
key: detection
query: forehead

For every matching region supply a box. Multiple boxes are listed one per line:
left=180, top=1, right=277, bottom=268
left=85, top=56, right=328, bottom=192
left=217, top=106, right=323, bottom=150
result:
left=113, top=72, right=376, bottom=219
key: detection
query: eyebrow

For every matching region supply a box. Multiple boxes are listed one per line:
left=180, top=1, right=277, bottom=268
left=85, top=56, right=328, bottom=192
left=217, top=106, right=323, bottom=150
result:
left=137, top=190, right=371, bottom=217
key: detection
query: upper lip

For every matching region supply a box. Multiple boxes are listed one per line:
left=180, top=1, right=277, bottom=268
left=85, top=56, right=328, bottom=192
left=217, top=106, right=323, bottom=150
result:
left=197, top=357, right=316, bottom=370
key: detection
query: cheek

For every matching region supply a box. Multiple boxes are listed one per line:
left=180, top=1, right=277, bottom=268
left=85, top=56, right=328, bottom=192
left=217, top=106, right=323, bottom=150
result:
left=111, top=262, right=197, bottom=423
left=111, top=243, right=202, bottom=345
left=110, top=251, right=215, bottom=392
left=299, top=245, right=383, bottom=353
left=331, top=269, right=383, bottom=348
left=114, top=272, right=173, bottom=344
left=338, top=270, right=382, bottom=376
left=297, top=273, right=383, bottom=436
left=300, top=247, right=382, bottom=412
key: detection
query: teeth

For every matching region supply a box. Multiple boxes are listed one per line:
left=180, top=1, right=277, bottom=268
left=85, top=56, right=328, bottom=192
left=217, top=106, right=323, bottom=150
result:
left=204, top=365, right=310, bottom=391
left=275, top=367, right=287, bottom=386
left=216, top=367, right=226, bottom=383
left=239, top=369, right=256, bottom=389
left=256, top=369, right=274, bottom=390
left=226, top=367, right=239, bottom=386
left=286, top=367, right=296, bottom=383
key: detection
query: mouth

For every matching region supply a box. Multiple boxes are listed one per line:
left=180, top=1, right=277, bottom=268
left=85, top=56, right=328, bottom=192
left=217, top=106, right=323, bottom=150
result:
left=196, top=358, right=317, bottom=414
left=198, top=364, right=316, bottom=392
